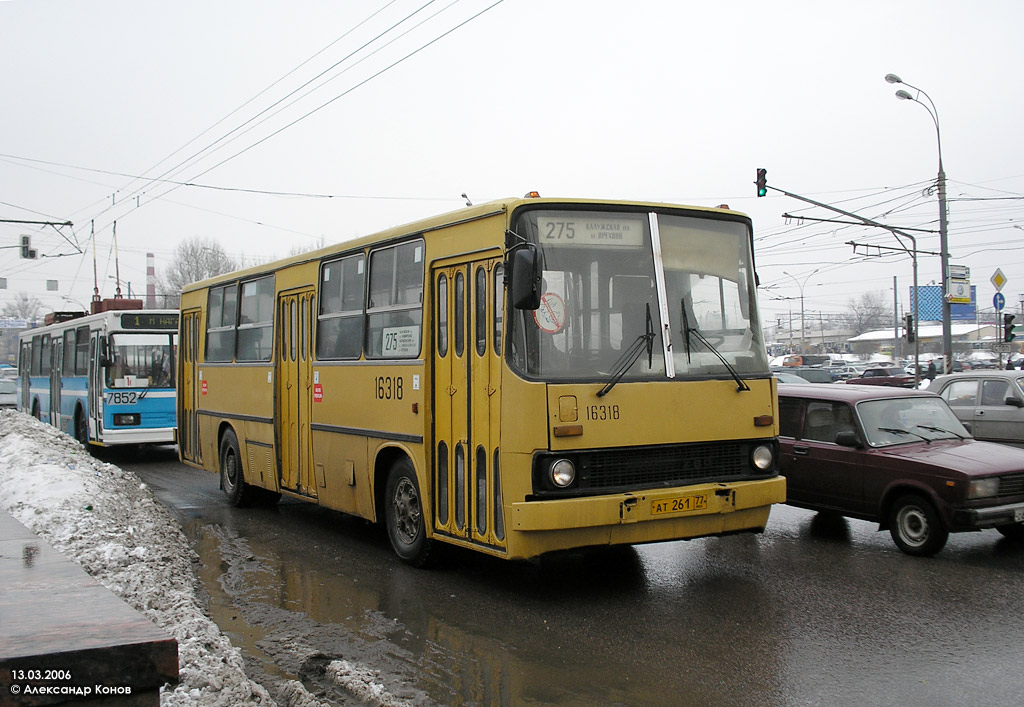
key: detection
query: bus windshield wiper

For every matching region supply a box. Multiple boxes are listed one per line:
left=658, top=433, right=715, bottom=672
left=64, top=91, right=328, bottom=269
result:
left=681, top=299, right=749, bottom=392
left=597, top=304, right=654, bottom=398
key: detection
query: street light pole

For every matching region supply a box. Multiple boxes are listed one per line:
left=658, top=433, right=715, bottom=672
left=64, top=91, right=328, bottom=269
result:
left=886, top=73, right=951, bottom=374
left=783, top=269, right=819, bottom=354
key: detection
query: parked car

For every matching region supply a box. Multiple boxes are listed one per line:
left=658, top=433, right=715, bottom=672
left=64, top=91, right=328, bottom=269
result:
left=0, top=378, right=14, bottom=408
left=829, top=365, right=862, bottom=381
left=845, top=366, right=915, bottom=387
left=775, top=372, right=808, bottom=384
left=778, top=383, right=1024, bottom=556
left=788, top=367, right=835, bottom=384
left=930, top=370, right=1024, bottom=448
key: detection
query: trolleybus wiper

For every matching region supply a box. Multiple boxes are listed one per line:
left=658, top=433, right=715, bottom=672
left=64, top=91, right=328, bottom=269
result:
left=597, top=303, right=654, bottom=398
left=681, top=299, right=750, bottom=393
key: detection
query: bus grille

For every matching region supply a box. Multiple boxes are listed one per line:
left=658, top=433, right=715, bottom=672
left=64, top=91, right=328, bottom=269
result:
left=532, top=440, right=774, bottom=498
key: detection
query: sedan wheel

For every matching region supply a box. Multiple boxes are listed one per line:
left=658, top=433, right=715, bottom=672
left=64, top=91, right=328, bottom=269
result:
left=888, top=494, right=948, bottom=556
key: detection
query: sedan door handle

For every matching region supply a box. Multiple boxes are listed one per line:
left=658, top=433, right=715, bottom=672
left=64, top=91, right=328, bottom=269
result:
left=793, top=445, right=810, bottom=456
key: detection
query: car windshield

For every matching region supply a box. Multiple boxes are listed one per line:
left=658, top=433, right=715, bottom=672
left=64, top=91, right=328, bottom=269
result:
left=856, top=396, right=970, bottom=447
left=508, top=208, right=768, bottom=381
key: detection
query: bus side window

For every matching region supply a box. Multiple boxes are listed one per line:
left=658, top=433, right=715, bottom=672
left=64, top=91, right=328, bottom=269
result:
left=317, top=254, right=364, bottom=360
left=366, top=240, right=423, bottom=359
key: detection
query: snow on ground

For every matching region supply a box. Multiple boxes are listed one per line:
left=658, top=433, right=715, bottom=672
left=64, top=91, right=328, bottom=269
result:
left=0, top=409, right=274, bottom=705
left=0, top=409, right=410, bottom=707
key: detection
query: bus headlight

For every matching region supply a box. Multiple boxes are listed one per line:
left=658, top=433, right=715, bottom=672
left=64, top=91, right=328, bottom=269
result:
left=968, top=478, right=999, bottom=499
left=549, top=459, right=576, bottom=487
left=751, top=444, right=773, bottom=471
left=114, top=413, right=140, bottom=426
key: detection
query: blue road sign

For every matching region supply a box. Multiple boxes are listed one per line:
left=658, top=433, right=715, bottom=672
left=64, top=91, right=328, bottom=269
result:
left=994, top=292, right=1006, bottom=311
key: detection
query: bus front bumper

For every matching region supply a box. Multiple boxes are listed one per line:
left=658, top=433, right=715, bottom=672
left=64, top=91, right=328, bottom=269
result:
left=506, top=476, right=786, bottom=555
left=93, top=427, right=176, bottom=446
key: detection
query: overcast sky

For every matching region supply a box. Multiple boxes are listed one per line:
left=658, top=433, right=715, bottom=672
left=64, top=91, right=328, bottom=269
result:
left=3, top=1, right=1023, bottom=334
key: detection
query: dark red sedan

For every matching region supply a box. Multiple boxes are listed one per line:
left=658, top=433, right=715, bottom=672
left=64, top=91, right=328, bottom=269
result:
left=778, top=383, right=1024, bottom=556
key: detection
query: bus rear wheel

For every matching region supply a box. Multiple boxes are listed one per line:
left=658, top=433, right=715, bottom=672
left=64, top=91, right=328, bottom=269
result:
left=385, top=458, right=433, bottom=567
left=220, top=428, right=258, bottom=507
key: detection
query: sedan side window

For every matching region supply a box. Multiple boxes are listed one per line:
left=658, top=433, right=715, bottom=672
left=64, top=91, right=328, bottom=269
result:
left=802, top=401, right=854, bottom=444
left=981, top=379, right=1010, bottom=407
left=779, top=397, right=802, bottom=438
left=941, top=380, right=978, bottom=407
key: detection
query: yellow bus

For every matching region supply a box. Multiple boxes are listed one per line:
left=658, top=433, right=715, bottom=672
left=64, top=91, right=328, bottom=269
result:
left=178, top=196, right=785, bottom=565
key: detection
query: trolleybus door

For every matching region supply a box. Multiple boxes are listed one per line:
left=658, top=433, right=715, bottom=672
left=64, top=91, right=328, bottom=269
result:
left=19, top=342, right=30, bottom=411
left=433, top=256, right=504, bottom=548
left=88, top=332, right=104, bottom=442
left=276, top=288, right=316, bottom=497
left=50, top=338, right=62, bottom=429
left=179, top=309, right=201, bottom=464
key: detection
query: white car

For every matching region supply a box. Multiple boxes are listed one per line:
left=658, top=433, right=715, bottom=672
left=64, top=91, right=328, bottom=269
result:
left=0, top=379, right=17, bottom=408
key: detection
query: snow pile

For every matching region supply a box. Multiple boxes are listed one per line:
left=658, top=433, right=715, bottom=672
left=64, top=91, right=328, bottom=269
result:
left=0, top=410, right=273, bottom=706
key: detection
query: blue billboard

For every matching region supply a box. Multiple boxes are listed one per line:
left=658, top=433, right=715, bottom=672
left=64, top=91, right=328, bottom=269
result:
left=911, top=285, right=976, bottom=322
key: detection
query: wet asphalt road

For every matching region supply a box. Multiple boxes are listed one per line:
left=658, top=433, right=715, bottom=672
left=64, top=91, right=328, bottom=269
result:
left=120, top=446, right=1024, bottom=706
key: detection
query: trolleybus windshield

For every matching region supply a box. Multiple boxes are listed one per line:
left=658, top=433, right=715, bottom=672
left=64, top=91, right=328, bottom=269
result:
left=106, top=333, right=176, bottom=389
left=509, top=209, right=768, bottom=381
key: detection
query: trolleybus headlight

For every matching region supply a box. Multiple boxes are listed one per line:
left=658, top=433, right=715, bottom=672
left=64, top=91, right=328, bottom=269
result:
left=114, top=413, right=140, bottom=426
left=751, top=444, right=773, bottom=471
left=549, top=459, right=576, bottom=487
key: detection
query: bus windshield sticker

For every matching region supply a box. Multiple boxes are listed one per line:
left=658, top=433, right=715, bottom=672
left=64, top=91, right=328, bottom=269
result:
left=533, top=292, right=566, bottom=334
left=537, top=215, right=644, bottom=247
left=382, top=326, right=419, bottom=356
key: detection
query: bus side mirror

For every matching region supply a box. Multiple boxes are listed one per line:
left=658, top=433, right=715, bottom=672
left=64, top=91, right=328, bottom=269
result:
left=511, top=245, right=541, bottom=310
left=98, top=340, right=111, bottom=368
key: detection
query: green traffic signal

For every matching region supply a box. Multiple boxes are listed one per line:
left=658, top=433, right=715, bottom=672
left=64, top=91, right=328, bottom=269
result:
left=756, top=168, right=767, bottom=197
left=1005, top=313, right=1017, bottom=343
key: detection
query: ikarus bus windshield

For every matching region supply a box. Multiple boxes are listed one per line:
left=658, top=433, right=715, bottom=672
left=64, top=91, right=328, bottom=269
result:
left=509, top=208, right=768, bottom=381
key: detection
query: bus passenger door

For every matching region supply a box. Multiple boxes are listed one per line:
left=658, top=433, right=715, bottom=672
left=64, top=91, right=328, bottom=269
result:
left=19, top=342, right=31, bottom=411
left=179, top=309, right=201, bottom=464
left=50, top=339, right=63, bottom=429
left=88, top=333, right=104, bottom=442
left=433, top=256, right=504, bottom=550
left=276, top=288, right=316, bottom=497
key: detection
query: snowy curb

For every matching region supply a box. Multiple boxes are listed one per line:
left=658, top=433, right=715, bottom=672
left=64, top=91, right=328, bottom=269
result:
left=0, top=410, right=273, bottom=706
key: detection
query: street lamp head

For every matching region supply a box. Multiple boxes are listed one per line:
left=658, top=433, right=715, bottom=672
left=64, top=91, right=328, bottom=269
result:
left=895, top=89, right=914, bottom=101
left=885, top=73, right=903, bottom=85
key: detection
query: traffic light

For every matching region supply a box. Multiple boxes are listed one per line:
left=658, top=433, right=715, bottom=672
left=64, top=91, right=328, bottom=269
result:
left=904, top=313, right=914, bottom=342
left=19, top=235, right=32, bottom=259
left=1005, top=313, right=1016, bottom=342
left=756, top=168, right=767, bottom=197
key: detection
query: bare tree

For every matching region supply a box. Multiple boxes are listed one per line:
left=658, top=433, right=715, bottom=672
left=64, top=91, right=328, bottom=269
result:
left=287, top=238, right=327, bottom=257
left=2, top=292, right=43, bottom=321
left=844, top=290, right=890, bottom=336
left=155, top=237, right=240, bottom=308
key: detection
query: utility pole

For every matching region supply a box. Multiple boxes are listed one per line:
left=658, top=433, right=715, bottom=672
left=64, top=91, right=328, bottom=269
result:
left=756, top=172, right=934, bottom=386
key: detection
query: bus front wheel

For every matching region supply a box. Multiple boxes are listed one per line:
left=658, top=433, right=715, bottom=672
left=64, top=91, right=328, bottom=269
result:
left=220, top=429, right=258, bottom=507
left=385, top=458, right=433, bottom=567
left=74, top=408, right=88, bottom=446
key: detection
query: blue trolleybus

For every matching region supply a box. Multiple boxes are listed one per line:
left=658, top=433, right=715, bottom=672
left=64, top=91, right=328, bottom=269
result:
left=17, top=306, right=178, bottom=447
